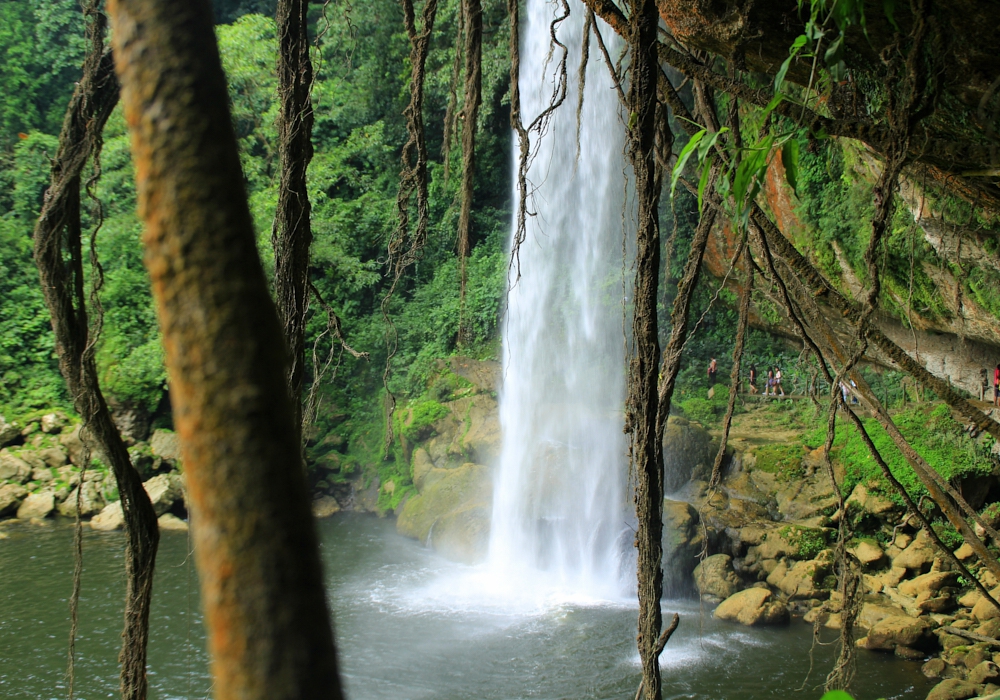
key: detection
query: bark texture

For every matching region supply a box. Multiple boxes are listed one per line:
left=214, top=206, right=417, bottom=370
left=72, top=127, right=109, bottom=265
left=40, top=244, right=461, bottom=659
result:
left=272, top=0, right=315, bottom=429
left=32, top=15, right=160, bottom=700
left=623, top=1, right=666, bottom=697
left=107, top=1, right=344, bottom=698
left=457, top=0, right=482, bottom=339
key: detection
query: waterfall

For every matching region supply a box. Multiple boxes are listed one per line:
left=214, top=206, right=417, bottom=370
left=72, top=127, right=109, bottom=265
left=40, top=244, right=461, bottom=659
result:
left=488, top=0, right=631, bottom=600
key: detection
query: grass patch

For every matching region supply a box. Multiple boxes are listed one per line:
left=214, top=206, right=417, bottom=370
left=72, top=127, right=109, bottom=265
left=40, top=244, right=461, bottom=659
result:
left=753, top=443, right=806, bottom=480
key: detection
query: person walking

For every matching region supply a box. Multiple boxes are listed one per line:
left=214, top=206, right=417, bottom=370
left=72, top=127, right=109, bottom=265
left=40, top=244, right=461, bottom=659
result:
left=994, top=364, right=1000, bottom=407
left=707, top=358, right=718, bottom=386
left=774, top=366, right=785, bottom=397
left=765, top=368, right=775, bottom=396
left=748, top=364, right=758, bottom=395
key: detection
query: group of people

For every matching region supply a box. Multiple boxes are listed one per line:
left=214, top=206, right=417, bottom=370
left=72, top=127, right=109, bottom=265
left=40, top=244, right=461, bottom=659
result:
left=981, top=365, right=1000, bottom=407
left=708, top=359, right=785, bottom=397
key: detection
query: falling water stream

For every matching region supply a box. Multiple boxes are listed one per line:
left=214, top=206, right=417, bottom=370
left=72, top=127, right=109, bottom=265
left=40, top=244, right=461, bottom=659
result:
left=488, top=0, right=631, bottom=601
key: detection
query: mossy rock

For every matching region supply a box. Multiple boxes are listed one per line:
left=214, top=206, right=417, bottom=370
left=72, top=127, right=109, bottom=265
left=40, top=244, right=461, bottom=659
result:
left=397, top=462, right=492, bottom=563
left=662, top=417, right=715, bottom=492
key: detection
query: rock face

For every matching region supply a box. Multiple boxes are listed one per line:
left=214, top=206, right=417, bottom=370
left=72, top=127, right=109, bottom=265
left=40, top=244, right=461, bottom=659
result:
left=694, top=554, right=741, bottom=602
left=0, top=416, right=20, bottom=447
left=714, top=588, right=789, bottom=626
left=663, top=417, right=715, bottom=492
left=663, top=499, right=704, bottom=594
left=396, top=462, right=492, bottom=564
left=17, top=491, right=55, bottom=519
left=892, top=529, right=937, bottom=573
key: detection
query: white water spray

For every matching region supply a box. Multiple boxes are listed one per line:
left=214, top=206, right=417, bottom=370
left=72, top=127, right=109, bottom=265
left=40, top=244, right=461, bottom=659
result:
left=487, top=0, right=630, bottom=601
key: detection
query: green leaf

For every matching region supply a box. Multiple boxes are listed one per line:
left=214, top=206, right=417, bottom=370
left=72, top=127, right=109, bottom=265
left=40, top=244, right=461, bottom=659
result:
left=819, top=691, right=856, bottom=700
left=782, top=138, right=800, bottom=194
left=774, top=35, right=807, bottom=93
left=670, top=129, right=706, bottom=199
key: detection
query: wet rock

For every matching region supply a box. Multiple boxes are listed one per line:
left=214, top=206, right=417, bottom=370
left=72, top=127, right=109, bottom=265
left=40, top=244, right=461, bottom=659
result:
left=925, top=678, right=979, bottom=700
left=59, top=426, right=86, bottom=466
left=755, top=528, right=800, bottom=560
left=924, top=658, right=947, bottom=679
left=143, top=474, right=184, bottom=515
left=397, top=463, right=492, bottom=563
left=0, top=484, right=28, bottom=517
left=896, top=645, right=927, bottom=660
left=663, top=499, right=704, bottom=592
left=694, top=554, right=741, bottom=602
left=771, top=555, right=833, bottom=600
left=157, top=513, right=188, bottom=531
left=713, top=588, right=789, bottom=626
left=17, top=491, right=55, bottom=519
left=662, top=417, right=715, bottom=491
left=91, top=502, right=123, bottom=531
left=864, top=615, right=932, bottom=651
left=894, top=529, right=937, bottom=573
left=412, top=448, right=435, bottom=491
left=0, top=449, right=31, bottom=484
left=150, top=429, right=181, bottom=463
left=859, top=602, right=906, bottom=629
left=312, top=495, right=341, bottom=518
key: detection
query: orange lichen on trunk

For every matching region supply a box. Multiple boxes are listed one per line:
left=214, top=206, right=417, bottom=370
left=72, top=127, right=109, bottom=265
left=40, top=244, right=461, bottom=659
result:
left=107, top=1, right=344, bottom=699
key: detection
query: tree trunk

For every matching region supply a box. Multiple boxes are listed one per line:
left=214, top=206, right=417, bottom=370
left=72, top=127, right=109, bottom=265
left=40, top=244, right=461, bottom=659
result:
left=273, top=0, right=314, bottom=432
left=624, top=1, right=666, bottom=697
left=32, top=16, right=161, bottom=700
left=106, top=1, right=344, bottom=698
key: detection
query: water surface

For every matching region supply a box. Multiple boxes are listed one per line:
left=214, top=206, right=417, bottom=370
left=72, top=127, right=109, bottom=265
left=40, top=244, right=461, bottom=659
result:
left=0, top=514, right=930, bottom=699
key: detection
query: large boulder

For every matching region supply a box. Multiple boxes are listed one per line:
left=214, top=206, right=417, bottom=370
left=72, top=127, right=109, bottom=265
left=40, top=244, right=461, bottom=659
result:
left=40, top=413, right=66, bottom=434
left=143, top=473, right=184, bottom=515
left=900, top=571, right=959, bottom=598
left=158, top=513, right=188, bottom=531
left=397, top=462, right=492, bottom=564
left=57, top=480, right=105, bottom=517
left=714, top=588, right=789, bottom=626
left=662, top=417, right=715, bottom=492
left=847, top=483, right=897, bottom=517
left=17, top=491, right=55, bottom=519
left=663, top=499, right=704, bottom=594
left=972, top=586, right=1000, bottom=622
left=924, top=679, right=980, bottom=700
left=0, top=416, right=19, bottom=446
left=893, top=529, right=937, bottom=572
left=849, top=540, right=886, bottom=568
left=39, top=447, right=67, bottom=469
left=694, top=554, right=741, bottom=602
left=59, top=426, right=86, bottom=466
left=863, top=615, right=932, bottom=651
left=0, top=484, right=28, bottom=517
left=312, top=495, right=341, bottom=518
left=90, top=501, right=124, bottom=531
left=0, top=449, right=31, bottom=484
left=150, top=429, right=182, bottom=463
left=769, top=554, right=833, bottom=600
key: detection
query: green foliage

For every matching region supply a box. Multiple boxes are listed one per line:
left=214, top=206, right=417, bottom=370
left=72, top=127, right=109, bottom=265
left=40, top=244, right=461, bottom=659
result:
left=402, top=400, right=449, bottom=441
left=805, top=403, right=993, bottom=503
left=932, top=519, right=963, bottom=550
left=678, top=397, right=715, bottom=425
left=779, top=524, right=828, bottom=559
left=754, top=443, right=806, bottom=480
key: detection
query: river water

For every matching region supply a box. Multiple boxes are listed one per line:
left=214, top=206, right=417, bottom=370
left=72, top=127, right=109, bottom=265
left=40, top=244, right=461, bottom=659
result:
left=1, top=514, right=929, bottom=700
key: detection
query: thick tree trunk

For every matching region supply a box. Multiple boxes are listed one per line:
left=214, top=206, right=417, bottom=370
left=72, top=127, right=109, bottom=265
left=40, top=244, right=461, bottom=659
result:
left=624, top=1, right=666, bottom=697
left=107, top=1, right=344, bottom=698
left=273, top=0, right=314, bottom=431
left=32, top=19, right=160, bottom=700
